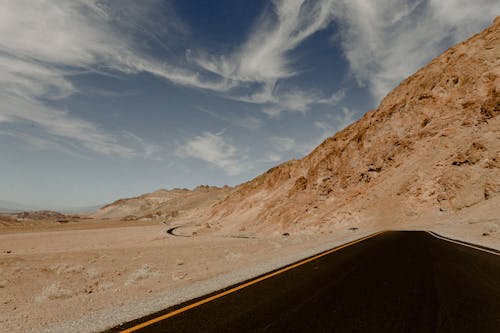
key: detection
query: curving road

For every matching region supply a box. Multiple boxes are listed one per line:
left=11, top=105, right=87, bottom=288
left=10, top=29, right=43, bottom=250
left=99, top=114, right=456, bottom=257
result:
left=166, top=226, right=193, bottom=238
left=109, top=231, right=500, bottom=333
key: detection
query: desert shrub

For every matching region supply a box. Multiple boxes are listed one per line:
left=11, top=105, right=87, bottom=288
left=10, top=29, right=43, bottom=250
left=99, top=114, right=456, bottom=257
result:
left=35, top=282, right=72, bottom=302
left=125, top=264, right=158, bottom=285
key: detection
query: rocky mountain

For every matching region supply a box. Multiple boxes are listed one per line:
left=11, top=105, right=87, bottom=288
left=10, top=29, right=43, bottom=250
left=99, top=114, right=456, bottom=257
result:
left=92, top=185, right=232, bottom=221
left=205, top=18, right=500, bottom=234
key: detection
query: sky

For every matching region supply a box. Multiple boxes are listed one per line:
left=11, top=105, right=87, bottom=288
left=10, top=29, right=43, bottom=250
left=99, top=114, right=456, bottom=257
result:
left=0, top=0, right=499, bottom=209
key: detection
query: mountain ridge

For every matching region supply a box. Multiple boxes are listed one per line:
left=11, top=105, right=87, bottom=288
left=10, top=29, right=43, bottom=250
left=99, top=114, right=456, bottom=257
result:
left=89, top=18, right=499, bottom=235
left=204, top=17, right=499, bottom=233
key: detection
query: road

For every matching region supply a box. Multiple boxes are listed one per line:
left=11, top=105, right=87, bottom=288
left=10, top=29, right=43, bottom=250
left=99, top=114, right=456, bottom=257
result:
left=109, top=231, right=500, bottom=332
left=166, top=226, right=192, bottom=237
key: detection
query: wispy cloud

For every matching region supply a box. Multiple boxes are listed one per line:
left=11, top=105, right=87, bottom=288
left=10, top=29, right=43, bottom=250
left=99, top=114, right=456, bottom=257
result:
left=0, top=0, right=230, bottom=157
left=260, top=136, right=297, bottom=163
left=270, top=137, right=296, bottom=151
left=193, top=0, right=343, bottom=115
left=314, top=107, right=355, bottom=139
left=193, top=0, right=497, bottom=110
left=279, top=106, right=358, bottom=156
left=195, top=0, right=498, bottom=110
left=195, top=107, right=264, bottom=130
left=241, top=86, right=345, bottom=117
left=0, top=129, right=80, bottom=157
left=176, top=132, right=248, bottom=176
left=0, top=0, right=231, bottom=93
left=0, top=94, right=160, bottom=158
left=261, top=105, right=357, bottom=164
left=195, top=0, right=335, bottom=83
left=332, top=0, right=500, bottom=103
left=1, top=0, right=496, bottom=159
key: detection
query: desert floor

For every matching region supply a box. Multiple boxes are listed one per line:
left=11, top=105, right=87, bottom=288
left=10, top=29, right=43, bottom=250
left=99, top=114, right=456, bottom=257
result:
left=0, top=215, right=498, bottom=333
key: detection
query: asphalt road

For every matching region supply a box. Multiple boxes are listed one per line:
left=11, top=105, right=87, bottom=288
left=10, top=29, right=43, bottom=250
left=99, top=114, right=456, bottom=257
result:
left=111, top=231, right=500, bottom=333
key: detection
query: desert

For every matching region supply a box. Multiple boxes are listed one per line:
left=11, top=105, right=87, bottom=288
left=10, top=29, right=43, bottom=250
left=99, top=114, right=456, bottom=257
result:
left=1, top=3, right=499, bottom=333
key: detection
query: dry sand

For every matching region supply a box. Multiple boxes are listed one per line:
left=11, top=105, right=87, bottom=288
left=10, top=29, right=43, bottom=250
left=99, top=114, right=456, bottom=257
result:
left=0, top=218, right=371, bottom=332
left=0, top=215, right=498, bottom=333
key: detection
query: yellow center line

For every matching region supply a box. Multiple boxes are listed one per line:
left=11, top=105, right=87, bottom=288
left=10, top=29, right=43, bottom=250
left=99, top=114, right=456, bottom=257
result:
left=120, top=231, right=385, bottom=333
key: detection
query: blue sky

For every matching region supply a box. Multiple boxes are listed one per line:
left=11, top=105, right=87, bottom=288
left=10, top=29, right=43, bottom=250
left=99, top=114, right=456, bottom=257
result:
left=0, top=0, right=498, bottom=209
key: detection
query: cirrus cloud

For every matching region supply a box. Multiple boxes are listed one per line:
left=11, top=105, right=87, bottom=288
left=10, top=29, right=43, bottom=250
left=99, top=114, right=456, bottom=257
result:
left=332, top=0, right=500, bottom=103
left=176, top=132, right=248, bottom=176
left=0, top=0, right=230, bottom=158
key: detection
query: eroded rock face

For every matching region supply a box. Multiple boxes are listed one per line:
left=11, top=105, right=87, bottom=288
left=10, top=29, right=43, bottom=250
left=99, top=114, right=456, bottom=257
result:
left=207, top=17, right=500, bottom=233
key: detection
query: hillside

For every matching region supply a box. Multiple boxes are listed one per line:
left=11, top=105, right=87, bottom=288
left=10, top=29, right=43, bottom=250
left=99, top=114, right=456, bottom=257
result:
left=92, top=185, right=232, bottom=221
left=0, top=210, right=80, bottom=226
left=205, top=18, right=500, bottom=234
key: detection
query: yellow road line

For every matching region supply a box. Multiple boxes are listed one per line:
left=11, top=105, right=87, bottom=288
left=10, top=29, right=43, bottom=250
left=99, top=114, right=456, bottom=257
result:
left=121, top=231, right=385, bottom=332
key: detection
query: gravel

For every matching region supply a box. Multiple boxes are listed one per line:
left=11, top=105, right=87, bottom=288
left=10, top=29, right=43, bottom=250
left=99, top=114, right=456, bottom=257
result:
left=40, top=231, right=375, bottom=333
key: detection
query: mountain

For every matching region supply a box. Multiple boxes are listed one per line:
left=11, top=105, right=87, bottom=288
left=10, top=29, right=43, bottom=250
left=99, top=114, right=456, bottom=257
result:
left=0, top=200, right=37, bottom=212
left=91, top=186, right=232, bottom=221
left=58, top=205, right=104, bottom=214
left=0, top=200, right=102, bottom=214
left=205, top=17, right=500, bottom=234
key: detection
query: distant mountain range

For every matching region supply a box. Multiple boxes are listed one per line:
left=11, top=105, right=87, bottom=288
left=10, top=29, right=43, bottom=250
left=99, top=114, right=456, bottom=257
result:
left=0, top=200, right=37, bottom=212
left=0, top=200, right=103, bottom=214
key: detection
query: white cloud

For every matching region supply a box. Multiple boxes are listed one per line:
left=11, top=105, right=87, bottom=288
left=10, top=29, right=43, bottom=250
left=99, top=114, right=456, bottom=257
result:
left=332, top=0, right=500, bottom=103
left=261, top=136, right=296, bottom=164
left=196, top=0, right=335, bottom=83
left=1, top=0, right=496, bottom=158
left=270, top=137, right=296, bottom=151
left=194, top=0, right=342, bottom=114
left=262, top=152, right=284, bottom=163
left=0, top=0, right=231, bottom=93
left=0, top=0, right=229, bottom=157
left=234, top=115, right=265, bottom=130
left=0, top=56, right=76, bottom=101
left=258, top=107, right=356, bottom=164
left=278, top=106, right=357, bottom=155
left=314, top=107, right=355, bottom=139
left=205, top=0, right=497, bottom=110
left=262, top=105, right=357, bottom=163
left=234, top=86, right=345, bottom=117
left=0, top=129, right=79, bottom=157
left=176, top=132, right=247, bottom=176
left=0, top=94, right=160, bottom=158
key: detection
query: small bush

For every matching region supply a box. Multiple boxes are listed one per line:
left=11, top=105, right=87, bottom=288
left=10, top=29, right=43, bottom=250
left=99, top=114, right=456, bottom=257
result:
left=125, top=264, right=158, bottom=285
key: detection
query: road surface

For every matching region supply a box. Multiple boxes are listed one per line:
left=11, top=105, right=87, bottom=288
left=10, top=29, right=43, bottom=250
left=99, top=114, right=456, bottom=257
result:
left=109, top=231, right=500, bottom=332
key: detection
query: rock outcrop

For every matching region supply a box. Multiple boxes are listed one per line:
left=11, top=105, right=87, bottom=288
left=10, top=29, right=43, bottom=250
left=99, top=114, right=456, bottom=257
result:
left=206, top=18, right=500, bottom=233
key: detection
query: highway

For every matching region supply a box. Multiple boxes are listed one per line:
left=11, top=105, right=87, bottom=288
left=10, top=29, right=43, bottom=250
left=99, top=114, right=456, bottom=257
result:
left=109, top=231, right=500, bottom=332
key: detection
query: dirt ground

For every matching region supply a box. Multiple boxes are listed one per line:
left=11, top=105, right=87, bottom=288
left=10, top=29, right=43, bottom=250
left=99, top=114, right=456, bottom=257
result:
left=0, top=218, right=369, bottom=332
left=0, top=214, right=498, bottom=333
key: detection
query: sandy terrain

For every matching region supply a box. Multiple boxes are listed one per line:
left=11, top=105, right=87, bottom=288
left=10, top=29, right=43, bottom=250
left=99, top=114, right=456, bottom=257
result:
left=1, top=14, right=498, bottom=333
left=0, top=218, right=376, bottom=332
left=0, top=214, right=498, bottom=333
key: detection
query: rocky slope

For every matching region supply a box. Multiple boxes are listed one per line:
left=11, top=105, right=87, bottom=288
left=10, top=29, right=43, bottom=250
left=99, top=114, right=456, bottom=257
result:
left=206, top=18, right=500, bottom=234
left=92, top=185, right=231, bottom=221
left=0, top=210, right=79, bottom=225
